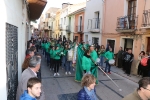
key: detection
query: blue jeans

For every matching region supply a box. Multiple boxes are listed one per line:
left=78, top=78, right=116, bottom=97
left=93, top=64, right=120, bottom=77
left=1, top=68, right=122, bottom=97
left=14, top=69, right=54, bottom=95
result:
left=62, top=56, right=67, bottom=69
left=45, top=51, right=49, bottom=59
left=105, top=61, right=111, bottom=72
left=42, top=48, right=44, bottom=55
left=100, top=56, right=104, bottom=67
left=66, top=61, right=72, bottom=72
left=47, top=53, right=50, bottom=64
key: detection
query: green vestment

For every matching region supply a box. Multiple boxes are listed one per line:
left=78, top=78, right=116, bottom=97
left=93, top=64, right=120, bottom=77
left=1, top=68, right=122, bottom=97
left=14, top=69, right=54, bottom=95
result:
left=75, top=44, right=84, bottom=82
left=90, top=50, right=99, bottom=84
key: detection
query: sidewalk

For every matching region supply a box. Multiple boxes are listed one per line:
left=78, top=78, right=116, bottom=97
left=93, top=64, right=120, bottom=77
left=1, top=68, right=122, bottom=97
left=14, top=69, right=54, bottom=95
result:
left=111, top=66, right=141, bottom=83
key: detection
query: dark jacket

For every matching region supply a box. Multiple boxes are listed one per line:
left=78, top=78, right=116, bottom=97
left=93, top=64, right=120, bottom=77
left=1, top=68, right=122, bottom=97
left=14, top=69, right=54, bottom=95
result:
left=20, top=90, right=36, bottom=100
left=77, top=88, right=96, bottom=100
left=117, top=50, right=124, bottom=59
left=122, top=90, right=142, bottom=100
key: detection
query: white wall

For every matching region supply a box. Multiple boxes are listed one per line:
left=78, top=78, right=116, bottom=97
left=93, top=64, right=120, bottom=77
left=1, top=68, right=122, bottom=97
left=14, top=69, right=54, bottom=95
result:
left=68, top=15, right=75, bottom=41
left=84, top=0, right=103, bottom=45
left=0, top=0, right=30, bottom=99
left=60, top=7, right=69, bottom=38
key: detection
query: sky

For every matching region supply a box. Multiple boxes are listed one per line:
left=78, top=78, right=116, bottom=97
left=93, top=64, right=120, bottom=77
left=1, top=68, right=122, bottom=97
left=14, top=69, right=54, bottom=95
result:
left=37, top=0, right=86, bottom=24
left=43, top=0, right=86, bottom=14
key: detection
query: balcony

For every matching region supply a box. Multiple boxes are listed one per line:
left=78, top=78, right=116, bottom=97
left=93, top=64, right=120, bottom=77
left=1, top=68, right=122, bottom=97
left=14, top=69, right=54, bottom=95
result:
left=141, top=9, right=150, bottom=29
left=58, top=24, right=63, bottom=31
left=44, top=26, right=49, bottom=30
left=76, top=26, right=83, bottom=33
left=66, top=26, right=71, bottom=33
left=88, top=18, right=100, bottom=33
left=116, top=15, right=138, bottom=33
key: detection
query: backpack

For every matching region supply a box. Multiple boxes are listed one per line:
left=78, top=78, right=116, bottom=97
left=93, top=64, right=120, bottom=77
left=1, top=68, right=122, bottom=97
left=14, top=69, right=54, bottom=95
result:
left=140, top=57, right=148, bottom=66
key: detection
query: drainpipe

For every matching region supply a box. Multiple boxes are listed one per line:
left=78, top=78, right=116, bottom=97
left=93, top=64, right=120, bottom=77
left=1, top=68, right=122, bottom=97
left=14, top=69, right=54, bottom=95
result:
left=102, top=0, right=106, bottom=35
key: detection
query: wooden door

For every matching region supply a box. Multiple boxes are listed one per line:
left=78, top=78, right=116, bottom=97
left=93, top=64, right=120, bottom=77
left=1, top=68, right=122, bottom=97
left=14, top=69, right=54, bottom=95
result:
left=147, top=37, right=150, bottom=52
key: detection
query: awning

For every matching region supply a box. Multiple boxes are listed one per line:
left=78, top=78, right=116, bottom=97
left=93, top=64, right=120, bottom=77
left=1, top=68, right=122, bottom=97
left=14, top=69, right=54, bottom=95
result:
left=27, top=0, right=47, bottom=20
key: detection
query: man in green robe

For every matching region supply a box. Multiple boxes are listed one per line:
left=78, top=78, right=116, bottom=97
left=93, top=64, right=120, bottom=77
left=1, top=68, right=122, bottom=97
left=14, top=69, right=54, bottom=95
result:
left=90, top=45, right=99, bottom=84
left=75, top=43, right=84, bottom=82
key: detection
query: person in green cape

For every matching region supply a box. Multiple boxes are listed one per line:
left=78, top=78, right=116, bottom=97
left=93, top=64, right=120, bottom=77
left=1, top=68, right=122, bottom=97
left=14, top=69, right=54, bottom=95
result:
left=75, top=43, right=85, bottom=82
left=89, top=45, right=99, bottom=84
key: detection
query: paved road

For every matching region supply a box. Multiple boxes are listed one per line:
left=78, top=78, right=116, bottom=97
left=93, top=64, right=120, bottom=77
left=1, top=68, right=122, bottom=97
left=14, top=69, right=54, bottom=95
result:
left=40, top=53, right=139, bottom=100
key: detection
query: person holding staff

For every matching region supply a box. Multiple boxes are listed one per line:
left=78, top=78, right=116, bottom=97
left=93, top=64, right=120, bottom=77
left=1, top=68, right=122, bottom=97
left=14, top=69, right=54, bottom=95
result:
left=90, top=45, right=98, bottom=84
left=82, top=50, right=92, bottom=74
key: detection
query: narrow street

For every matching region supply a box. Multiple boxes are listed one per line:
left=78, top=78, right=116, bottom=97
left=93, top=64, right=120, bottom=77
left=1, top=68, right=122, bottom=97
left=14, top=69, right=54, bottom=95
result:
left=40, top=50, right=138, bottom=100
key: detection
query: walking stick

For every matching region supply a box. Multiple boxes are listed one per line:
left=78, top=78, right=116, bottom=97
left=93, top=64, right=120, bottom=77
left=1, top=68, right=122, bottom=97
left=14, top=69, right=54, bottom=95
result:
left=90, top=57, right=122, bottom=92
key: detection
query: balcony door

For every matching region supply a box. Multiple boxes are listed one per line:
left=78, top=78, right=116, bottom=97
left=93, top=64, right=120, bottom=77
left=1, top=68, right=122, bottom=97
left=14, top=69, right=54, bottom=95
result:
left=78, top=16, right=82, bottom=31
left=128, top=0, right=137, bottom=29
left=94, top=11, right=99, bottom=29
left=147, top=37, right=150, bottom=52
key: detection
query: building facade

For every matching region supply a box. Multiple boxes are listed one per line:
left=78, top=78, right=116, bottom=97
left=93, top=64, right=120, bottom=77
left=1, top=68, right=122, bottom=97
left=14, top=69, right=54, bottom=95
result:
left=44, top=7, right=60, bottom=37
left=54, top=9, right=61, bottom=38
left=84, top=0, right=103, bottom=45
left=38, top=14, right=45, bottom=37
left=73, top=8, right=85, bottom=42
left=101, top=0, right=150, bottom=74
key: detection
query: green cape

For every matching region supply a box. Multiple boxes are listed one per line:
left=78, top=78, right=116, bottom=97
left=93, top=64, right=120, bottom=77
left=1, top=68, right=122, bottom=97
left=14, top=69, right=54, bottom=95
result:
left=75, top=44, right=84, bottom=82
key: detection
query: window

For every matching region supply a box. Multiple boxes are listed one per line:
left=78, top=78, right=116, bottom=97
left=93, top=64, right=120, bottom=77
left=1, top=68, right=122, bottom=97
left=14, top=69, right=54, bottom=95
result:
left=78, top=16, right=82, bottom=31
left=58, top=20, right=59, bottom=26
left=128, top=0, right=136, bottom=18
left=51, top=22, right=53, bottom=28
left=61, top=18, right=63, bottom=25
left=94, top=11, right=100, bottom=29
left=128, top=0, right=137, bottom=28
left=92, top=37, right=99, bottom=45
left=64, top=17, right=66, bottom=25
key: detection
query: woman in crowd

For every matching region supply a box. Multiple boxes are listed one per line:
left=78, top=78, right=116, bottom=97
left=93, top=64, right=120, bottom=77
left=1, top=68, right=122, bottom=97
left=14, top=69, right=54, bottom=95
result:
left=53, top=46, right=61, bottom=76
left=136, top=51, right=145, bottom=77
left=49, top=46, right=55, bottom=71
left=140, top=52, right=150, bottom=77
left=65, top=44, right=72, bottom=75
left=99, top=45, right=105, bottom=68
left=82, top=50, right=92, bottom=74
left=77, top=74, right=98, bottom=100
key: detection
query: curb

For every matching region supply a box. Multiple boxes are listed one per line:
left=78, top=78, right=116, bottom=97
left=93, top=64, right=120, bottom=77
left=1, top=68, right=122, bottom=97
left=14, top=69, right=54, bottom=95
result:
left=111, top=70, right=140, bottom=83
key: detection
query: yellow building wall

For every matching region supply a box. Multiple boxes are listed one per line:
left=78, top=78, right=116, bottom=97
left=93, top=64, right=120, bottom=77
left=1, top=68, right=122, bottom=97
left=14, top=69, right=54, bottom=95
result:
left=54, top=10, right=61, bottom=39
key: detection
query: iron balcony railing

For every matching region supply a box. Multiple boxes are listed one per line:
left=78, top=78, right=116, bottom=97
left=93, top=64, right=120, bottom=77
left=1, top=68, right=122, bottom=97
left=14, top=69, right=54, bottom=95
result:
left=88, top=18, right=100, bottom=29
left=116, top=15, right=138, bottom=30
left=76, top=26, right=83, bottom=33
left=66, top=26, right=71, bottom=32
left=142, top=9, right=150, bottom=27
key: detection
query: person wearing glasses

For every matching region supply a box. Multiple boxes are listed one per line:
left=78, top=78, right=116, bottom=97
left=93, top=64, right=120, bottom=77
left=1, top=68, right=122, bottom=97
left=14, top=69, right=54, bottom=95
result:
left=122, top=77, right=150, bottom=100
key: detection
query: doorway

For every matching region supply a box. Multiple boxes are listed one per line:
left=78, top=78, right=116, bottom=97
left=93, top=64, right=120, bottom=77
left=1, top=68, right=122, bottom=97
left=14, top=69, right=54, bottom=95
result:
left=124, top=39, right=133, bottom=50
left=75, top=36, right=78, bottom=42
left=92, top=37, right=99, bottom=45
left=85, top=35, right=88, bottom=42
left=147, top=37, right=150, bottom=52
left=107, top=39, right=115, bottom=52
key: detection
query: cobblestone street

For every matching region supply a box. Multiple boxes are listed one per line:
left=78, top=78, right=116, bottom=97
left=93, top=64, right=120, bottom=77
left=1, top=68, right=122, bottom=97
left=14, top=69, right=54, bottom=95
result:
left=40, top=51, right=139, bottom=100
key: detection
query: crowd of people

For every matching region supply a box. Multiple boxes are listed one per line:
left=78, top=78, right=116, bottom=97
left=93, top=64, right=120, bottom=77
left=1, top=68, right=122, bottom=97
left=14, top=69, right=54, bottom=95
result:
left=15, top=34, right=150, bottom=100
left=117, top=46, right=150, bottom=77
